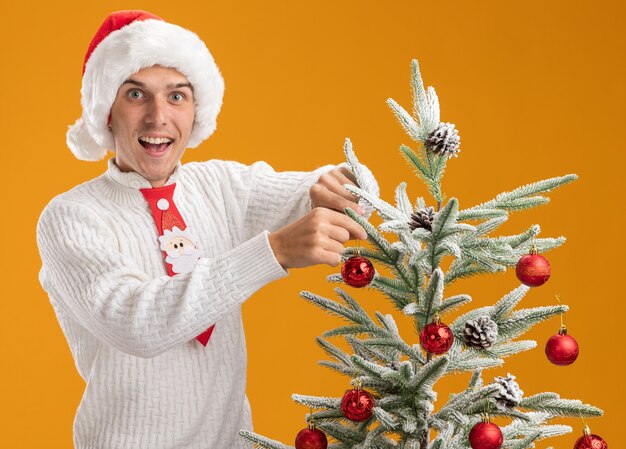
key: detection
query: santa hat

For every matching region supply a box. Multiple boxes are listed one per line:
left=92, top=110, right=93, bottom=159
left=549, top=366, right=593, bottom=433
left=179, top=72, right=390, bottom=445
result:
left=67, top=10, right=224, bottom=161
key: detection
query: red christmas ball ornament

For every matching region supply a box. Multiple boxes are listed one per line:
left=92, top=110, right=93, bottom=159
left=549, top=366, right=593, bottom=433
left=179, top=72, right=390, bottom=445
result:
left=341, top=387, right=374, bottom=421
left=469, top=420, right=503, bottom=449
left=295, top=423, right=328, bottom=449
left=574, top=426, right=608, bottom=449
left=515, top=244, right=551, bottom=287
left=420, top=318, right=454, bottom=355
left=341, top=255, right=375, bottom=288
left=545, top=326, right=579, bottom=366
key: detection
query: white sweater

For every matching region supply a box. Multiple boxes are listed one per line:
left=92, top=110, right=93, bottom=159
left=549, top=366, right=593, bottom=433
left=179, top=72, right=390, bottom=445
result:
left=36, top=158, right=335, bottom=449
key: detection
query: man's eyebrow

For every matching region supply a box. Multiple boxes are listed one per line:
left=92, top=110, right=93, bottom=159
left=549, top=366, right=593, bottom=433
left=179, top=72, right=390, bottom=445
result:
left=168, top=82, right=194, bottom=92
left=121, top=79, right=194, bottom=92
left=121, top=79, right=144, bottom=88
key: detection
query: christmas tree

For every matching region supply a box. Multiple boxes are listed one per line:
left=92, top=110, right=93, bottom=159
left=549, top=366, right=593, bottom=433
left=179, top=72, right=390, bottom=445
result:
left=240, top=60, right=605, bottom=449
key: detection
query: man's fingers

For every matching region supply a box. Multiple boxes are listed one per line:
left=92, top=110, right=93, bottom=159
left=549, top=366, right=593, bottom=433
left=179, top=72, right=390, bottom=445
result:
left=335, top=195, right=363, bottom=216
left=322, top=238, right=345, bottom=255
left=273, top=205, right=369, bottom=269
left=327, top=224, right=351, bottom=244
left=338, top=166, right=358, bottom=184
left=310, top=169, right=366, bottom=216
left=318, top=173, right=356, bottom=203
left=319, top=249, right=343, bottom=267
left=330, top=171, right=362, bottom=204
left=313, top=186, right=362, bottom=216
left=326, top=211, right=367, bottom=240
left=330, top=170, right=358, bottom=190
left=329, top=171, right=363, bottom=213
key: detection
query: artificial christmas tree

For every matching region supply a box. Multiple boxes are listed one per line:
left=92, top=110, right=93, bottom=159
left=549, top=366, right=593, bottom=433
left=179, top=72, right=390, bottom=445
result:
left=240, top=60, right=604, bottom=449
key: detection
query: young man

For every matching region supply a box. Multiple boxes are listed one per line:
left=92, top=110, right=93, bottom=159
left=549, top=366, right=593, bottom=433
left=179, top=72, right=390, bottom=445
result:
left=37, top=10, right=373, bottom=449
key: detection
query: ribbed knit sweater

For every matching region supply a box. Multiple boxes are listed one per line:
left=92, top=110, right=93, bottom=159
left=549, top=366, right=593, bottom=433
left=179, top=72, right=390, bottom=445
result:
left=36, top=158, right=335, bottom=449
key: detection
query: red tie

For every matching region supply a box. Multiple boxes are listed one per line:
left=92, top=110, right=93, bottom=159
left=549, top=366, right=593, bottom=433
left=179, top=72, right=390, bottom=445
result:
left=140, top=183, right=215, bottom=346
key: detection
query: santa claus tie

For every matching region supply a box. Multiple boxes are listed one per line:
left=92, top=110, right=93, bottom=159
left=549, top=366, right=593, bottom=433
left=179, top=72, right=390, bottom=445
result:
left=140, top=183, right=215, bottom=346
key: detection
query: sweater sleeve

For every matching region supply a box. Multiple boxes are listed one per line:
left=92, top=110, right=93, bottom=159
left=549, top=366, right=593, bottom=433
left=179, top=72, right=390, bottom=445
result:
left=36, top=199, right=287, bottom=358
left=214, top=160, right=338, bottom=241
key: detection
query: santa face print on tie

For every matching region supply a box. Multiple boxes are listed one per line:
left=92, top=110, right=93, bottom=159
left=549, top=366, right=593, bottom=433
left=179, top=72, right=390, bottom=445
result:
left=158, top=226, right=200, bottom=274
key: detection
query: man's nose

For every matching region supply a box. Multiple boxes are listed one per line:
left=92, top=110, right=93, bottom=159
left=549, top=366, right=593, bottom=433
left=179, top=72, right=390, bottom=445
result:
left=145, top=96, right=168, bottom=126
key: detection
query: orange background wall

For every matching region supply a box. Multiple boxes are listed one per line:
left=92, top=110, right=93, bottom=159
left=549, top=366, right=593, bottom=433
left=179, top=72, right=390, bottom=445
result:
left=2, top=1, right=624, bottom=447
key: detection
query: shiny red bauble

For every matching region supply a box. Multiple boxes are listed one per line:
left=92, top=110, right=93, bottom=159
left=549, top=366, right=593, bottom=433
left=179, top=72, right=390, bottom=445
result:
left=295, top=426, right=328, bottom=449
left=574, top=428, right=608, bottom=449
left=516, top=249, right=551, bottom=287
left=341, top=255, right=375, bottom=288
left=341, top=388, right=374, bottom=421
left=420, top=320, right=454, bottom=355
left=469, top=421, right=503, bottom=449
left=545, top=327, right=579, bottom=366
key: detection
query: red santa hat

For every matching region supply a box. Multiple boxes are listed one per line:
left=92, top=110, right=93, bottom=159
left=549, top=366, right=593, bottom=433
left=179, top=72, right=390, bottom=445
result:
left=67, top=10, right=224, bottom=161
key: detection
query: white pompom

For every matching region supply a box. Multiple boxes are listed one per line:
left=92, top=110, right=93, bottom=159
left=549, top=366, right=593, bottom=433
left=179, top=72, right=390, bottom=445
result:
left=66, top=118, right=108, bottom=161
left=157, top=199, right=170, bottom=211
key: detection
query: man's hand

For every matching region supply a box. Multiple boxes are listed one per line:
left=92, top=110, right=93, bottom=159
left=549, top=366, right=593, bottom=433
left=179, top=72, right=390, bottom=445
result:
left=309, top=166, right=366, bottom=216
left=268, top=208, right=367, bottom=269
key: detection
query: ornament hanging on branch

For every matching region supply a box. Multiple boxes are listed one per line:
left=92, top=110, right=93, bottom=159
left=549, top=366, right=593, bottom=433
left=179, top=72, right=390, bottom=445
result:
left=573, top=425, right=608, bottom=449
left=341, top=246, right=375, bottom=288
left=516, top=243, right=551, bottom=287
left=545, top=295, right=579, bottom=366
left=295, top=414, right=328, bottom=449
left=341, top=379, right=374, bottom=422
left=420, top=314, right=454, bottom=355
left=545, top=327, right=579, bottom=366
left=468, top=415, right=503, bottom=449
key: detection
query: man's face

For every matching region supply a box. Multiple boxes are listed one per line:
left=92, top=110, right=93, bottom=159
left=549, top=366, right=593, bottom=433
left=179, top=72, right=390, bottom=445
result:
left=109, top=65, right=195, bottom=187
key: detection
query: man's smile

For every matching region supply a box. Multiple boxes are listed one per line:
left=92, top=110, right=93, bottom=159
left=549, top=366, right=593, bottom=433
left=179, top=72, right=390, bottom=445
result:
left=138, top=135, right=174, bottom=156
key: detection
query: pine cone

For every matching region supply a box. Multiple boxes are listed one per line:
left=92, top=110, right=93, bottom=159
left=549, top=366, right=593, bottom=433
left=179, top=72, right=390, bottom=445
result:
left=385, top=361, right=402, bottom=371
left=464, top=316, right=498, bottom=349
left=493, top=374, right=524, bottom=409
left=409, top=206, right=436, bottom=232
left=424, top=122, right=460, bottom=158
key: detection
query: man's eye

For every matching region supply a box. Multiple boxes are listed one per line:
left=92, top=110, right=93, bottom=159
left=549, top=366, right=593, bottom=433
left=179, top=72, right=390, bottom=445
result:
left=171, top=92, right=184, bottom=102
left=129, top=90, right=143, bottom=99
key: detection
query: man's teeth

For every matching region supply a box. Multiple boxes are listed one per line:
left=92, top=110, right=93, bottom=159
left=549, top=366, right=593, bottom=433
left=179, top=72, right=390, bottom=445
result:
left=139, top=136, right=173, bottom=144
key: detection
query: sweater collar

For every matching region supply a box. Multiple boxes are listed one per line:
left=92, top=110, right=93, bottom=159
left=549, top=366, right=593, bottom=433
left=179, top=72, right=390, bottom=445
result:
left=104, top=158, right=182, bottom=190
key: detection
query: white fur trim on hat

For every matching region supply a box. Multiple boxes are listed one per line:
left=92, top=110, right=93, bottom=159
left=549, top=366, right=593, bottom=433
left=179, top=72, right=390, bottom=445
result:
left=67, top=19, right=224, bottom=161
